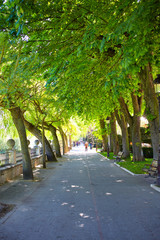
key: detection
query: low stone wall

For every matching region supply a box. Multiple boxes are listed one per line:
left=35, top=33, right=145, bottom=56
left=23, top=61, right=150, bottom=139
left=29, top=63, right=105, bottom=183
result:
left=0, top=155, right=43, bottom=185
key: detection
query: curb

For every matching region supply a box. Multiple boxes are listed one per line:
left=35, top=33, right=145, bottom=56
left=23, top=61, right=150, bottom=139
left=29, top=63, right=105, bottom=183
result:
left=113, top=162, right=144, bottom=176
left=114, top=163, right=160, bottom=194
left=98, top=153, right=145, bottom=176
left=97, top=152, right=110, bottom=161
left=114, top=162, right=135, bottom=175
left=150, top=184, right=160, bottom=193
left=97, top=153, right=160, bottom=193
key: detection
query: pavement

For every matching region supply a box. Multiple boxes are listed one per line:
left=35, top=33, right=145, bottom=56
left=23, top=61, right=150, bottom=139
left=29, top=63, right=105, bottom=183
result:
left=0, top=145, right=160, bottom=240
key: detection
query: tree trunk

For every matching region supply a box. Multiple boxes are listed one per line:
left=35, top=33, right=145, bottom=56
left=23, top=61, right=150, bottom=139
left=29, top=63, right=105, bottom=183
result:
left=10, top=107, right=33, bottom=180
left=59, top=127, right=67, bottom=154
left=69, top=134, right=72, bottom=150
left=131, top=93, right=144, bottom=161
left=110, top=113, right=119, bottom=155
left=119, top=94, right=144, bottom=161
left=115, top=111, right=130, bottom=158
left=99, top=119, right=108, bottom=151
left=110, top=135, right=113, bottom=152
left=49, top=125, right=62, bottom=157
left=131, top=115, right=144, bottom=161
left=149, top=119, right=159, bottom=160
left=64, top=133, right=69, bottom=153
left=23, top=118, right=57, bottom=162
left=138, top=63, right=159, bottom=160
left=42, top=118, right=46, bottom=168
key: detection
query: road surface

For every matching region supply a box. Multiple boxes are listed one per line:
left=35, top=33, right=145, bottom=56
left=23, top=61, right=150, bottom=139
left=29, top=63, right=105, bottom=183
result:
left=0, top=145, right=160, bottom=240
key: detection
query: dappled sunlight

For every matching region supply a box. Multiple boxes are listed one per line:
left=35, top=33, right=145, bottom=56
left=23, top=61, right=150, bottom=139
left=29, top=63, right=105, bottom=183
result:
left=116, top=179, right=124, bottom=183
left=76, top=158, right=83, bottom=161
left=105, top=192, right=112, bottom=196
left=77, top=223, right=85, bottom=228
left=79, top=213, right=90, bottom=219
left=149, top=191, right=154, bottom=194
left=66, top=189, right=71, bottom=192
left=109, top=163, right=115, bottom=167
left=100, top=159, right=105, bottom=162
left=61, top=202, right=68, bottom=206
left=142, top=188, right=146, bottom=192
left=20, top=207, right=31, bottom=212
left=61, top=180, right=68, bottom=183
left=71, top=185, right=84, bottom=189
left=71, top=185, right=79, bottom=188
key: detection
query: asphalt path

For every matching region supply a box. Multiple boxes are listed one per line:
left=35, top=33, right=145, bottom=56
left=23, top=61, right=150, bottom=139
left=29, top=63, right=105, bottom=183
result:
left=0, top=145, right=160, bottom=240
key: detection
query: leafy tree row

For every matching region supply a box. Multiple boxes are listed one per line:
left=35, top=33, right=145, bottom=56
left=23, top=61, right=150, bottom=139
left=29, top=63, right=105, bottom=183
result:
left=0, top=0, right=159, bottom=182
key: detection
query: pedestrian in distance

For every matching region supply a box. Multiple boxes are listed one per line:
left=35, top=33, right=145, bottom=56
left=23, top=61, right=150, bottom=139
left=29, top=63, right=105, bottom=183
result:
left=85, top=141, right=88, bottom=151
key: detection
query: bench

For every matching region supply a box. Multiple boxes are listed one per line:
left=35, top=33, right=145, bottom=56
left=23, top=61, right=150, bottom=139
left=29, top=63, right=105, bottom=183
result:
left=142, top=159, right=158, bottom=177
left=114, top=151, right=124, bottom=162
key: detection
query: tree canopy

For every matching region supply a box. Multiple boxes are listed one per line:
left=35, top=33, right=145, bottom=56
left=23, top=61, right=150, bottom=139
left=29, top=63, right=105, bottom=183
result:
left=0, top=0, right=160, bottom=165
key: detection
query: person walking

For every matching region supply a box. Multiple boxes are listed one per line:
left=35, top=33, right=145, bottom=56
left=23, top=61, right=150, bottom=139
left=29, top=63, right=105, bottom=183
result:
left=85, top=141, right=88, bottom=151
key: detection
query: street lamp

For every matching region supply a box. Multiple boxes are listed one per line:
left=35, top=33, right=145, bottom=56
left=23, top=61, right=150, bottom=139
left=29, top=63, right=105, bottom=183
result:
left=106, top=117, right=110, bottom=158
left=154, top=74, right=160, bottom=186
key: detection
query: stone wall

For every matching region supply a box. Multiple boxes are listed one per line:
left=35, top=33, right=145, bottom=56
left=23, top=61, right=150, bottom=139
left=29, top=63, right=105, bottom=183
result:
left=0, top=155, right=43, bottom=185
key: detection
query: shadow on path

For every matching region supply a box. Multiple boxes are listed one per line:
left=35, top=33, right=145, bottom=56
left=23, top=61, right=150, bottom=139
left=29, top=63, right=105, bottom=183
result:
left=0, top=145, right=160, bottom=240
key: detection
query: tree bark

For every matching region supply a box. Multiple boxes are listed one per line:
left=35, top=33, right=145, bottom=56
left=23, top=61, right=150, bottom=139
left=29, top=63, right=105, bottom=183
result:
left=138, top=63, right=159, bottom=160
left=99, top=119, right=108, bottom=151
left=48, top=125, right=62, bottom=157
left=69, top=134, right=72, bottom=150
left=59, top=127, right=68, bottom=154
left=110, top=113, right=119, bottom=155
left=109, top=135, right=113, bottom=152
left=131, top=114, right=144, bottom=161
left=23, top=118, right=57, bottom=162
left=115, top=110, right=130, bottom=158
left=9, top=107, right=33, bottom=180
left=42, top=118, right=46, bottom=168
left=64, top=132, right=69, bottom=153
left=119, top=94, right=144, bottom=161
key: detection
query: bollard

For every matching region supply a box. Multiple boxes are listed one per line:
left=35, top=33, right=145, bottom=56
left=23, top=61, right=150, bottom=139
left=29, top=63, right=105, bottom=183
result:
left=8, top=150, right=16, bottom=164
left=34, top=139, right=40, bottom=156
left=7, top=139, right=16, bottom=165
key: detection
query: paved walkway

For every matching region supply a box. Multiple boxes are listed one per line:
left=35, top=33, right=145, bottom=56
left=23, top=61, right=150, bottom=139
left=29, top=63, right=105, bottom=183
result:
left=0, top=146, right=160, bottom=240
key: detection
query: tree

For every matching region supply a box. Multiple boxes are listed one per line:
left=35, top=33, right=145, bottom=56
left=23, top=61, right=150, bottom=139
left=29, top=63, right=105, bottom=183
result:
left=115, top=110, right=130, bottom=158
left=99, top=119, right=108, bottom=152
left=1, top=0, right=159, bottom=162
left=138, top=64, right=159, bottom=160
left=110, top=112, right=119, bottom=155
left=47, top=125, right=62, bottom=157
left=10, top=107, right=33, bottom=179
left=119, top=92, right=144, bottom=162
left=23, top=118, right=57, bottom=162
left=0, top=34, right=34, bottom=179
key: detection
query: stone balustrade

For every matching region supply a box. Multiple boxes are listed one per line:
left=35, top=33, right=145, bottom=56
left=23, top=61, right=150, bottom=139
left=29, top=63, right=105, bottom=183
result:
left=0, top=139, right=43, bottom=167
left=0, top=139, right=45, bottom=185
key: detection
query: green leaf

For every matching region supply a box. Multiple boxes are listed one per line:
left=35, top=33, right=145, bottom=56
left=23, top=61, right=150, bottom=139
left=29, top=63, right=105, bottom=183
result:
left=100, top=37, right=106, bottom=52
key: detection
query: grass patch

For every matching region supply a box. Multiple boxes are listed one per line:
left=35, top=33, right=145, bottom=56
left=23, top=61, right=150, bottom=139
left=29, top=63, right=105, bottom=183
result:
left=99, top=152, right=153, bottom=174
left=118, top=158, right=153, bottom=174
